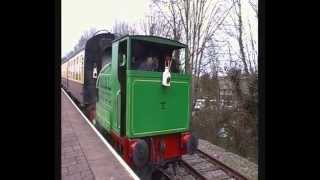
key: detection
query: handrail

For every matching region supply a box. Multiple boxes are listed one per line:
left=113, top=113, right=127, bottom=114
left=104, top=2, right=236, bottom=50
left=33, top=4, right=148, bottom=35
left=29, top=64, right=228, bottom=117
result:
left=94, top=29, right=111, bottom=36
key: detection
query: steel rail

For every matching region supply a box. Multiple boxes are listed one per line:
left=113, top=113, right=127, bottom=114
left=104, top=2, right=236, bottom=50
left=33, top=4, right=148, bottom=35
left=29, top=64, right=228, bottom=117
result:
left=196, top=149, right=248, bottom=180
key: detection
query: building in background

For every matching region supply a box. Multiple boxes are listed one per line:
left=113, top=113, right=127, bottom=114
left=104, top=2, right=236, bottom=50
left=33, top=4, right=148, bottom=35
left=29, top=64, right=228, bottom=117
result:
left=218, top=75, right=249, bottom=108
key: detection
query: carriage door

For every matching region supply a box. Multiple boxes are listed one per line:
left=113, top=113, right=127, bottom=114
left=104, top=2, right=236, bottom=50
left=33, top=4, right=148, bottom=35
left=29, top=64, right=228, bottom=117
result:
left=66, top=62, right=69, bottom=89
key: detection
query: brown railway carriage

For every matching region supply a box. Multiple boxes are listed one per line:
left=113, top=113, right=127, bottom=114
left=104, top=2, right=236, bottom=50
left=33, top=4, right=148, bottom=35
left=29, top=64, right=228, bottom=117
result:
left=61, top=32, right=116, bottom=120
left=61, top=50, right=85, bottom=103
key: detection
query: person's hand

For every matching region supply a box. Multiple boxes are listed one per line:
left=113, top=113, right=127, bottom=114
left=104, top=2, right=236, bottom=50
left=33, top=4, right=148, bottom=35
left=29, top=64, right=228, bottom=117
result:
left=165, top=56, right=172, bottom=70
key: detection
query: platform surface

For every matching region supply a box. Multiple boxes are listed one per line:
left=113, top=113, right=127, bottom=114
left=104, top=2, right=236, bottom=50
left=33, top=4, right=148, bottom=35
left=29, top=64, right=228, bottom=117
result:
left=61, top=90, right=135, bottom=180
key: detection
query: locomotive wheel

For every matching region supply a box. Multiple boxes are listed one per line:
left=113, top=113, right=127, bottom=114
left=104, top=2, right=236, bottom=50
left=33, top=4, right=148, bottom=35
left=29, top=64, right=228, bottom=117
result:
left=135, top=165, right=154, bottom=180
left=94, top=120, right=102, bottom=133
left=187, top=134, right=198, bottom=154
left=85, top=105, right=96, bottom=122
left=132, top=139, right=149, bottom=168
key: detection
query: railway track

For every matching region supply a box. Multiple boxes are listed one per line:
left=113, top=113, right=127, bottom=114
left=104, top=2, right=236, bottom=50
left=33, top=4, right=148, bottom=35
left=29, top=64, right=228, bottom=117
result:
left=158, top=149, right=248, bottom=180
left=63, top=88, right=249, bottom=180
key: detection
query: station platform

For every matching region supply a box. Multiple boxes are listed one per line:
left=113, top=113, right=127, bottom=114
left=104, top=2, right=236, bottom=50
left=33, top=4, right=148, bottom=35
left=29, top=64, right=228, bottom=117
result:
left=61, top=89, right=138, bottom=180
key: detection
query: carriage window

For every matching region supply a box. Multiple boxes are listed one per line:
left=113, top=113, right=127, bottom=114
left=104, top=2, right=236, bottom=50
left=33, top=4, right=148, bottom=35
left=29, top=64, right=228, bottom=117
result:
left=78, top=61, right=80, bottom=80
left=81, top=60, right=84, bottom=82
left=130, top=40, right=185, bottom=73
left=70, top=60, right=72, bottom=79
left=73, top=60, right=75, bottom=80
left=75, top=59, right=77, bottom=80
left=77, top=58, right=79, bottom=80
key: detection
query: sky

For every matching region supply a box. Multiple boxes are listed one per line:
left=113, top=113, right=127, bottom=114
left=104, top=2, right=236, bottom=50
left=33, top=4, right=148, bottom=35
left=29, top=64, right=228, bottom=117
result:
left=62, top=0, right=151, bottom=57
left=62, top=0, right=258, bottom=68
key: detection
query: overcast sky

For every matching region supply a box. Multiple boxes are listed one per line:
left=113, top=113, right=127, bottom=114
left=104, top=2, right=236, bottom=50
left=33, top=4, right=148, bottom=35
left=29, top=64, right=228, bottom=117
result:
left=62, top=0, right=151, bottom=56
left=62, top=0, right=257, bottom=63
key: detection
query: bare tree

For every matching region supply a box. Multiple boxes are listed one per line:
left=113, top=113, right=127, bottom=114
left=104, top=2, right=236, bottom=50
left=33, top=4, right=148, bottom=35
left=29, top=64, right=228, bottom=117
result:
left=62, top=27, right=97, bottom=61
left=216, top=0, right=258, bottom=161
left=112, top=21, right=137, bottom=36
left=74, top=28, right=97, bottom=51
left=182, top=0, right=234, bottom=103
left=232, top=0, right=249, bottom=75
left=223, top=0, right=258, bottom=75
left=147, top=0, right=258, bottom=162
left=146, top=0, right=183, bottom=41
left=247, top=19, right=258, bottom=73
left=140, top=14, right=172, bottom=37
left=248, top=0, right=258, bottom=17
left=150, top=0, right=235, bottom=109
left=206, top=39, right=221, bottom=78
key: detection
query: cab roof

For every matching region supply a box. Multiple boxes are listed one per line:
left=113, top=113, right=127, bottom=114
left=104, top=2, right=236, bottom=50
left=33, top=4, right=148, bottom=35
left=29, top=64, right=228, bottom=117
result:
left=113, top=35, right=187, bottom=48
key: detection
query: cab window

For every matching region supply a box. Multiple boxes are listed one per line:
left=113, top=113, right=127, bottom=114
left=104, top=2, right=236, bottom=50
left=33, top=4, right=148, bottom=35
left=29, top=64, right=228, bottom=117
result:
left=130, top=40, right=185, bottom=73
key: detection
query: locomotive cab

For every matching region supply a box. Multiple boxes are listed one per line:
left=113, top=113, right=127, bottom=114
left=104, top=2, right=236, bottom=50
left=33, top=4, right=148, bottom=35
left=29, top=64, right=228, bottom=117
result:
left=95, top=35, right=198, bottom=170
left=126, top=37, right=191, bottom=137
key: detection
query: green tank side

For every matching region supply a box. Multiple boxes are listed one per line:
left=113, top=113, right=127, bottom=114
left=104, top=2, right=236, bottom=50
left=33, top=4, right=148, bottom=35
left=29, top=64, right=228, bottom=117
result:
left=126, top=70, right=191, bottom=138
left=110, top=42, right=121, bottom=134
left=96, top=64, right=113, bottom=132
left=96, top=42, right=121, bottom=135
